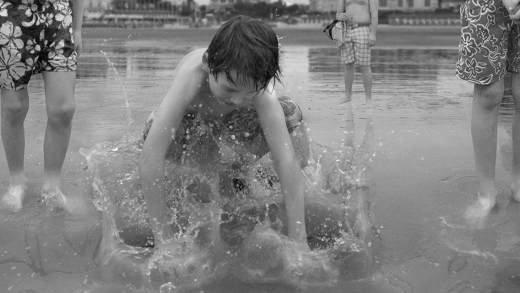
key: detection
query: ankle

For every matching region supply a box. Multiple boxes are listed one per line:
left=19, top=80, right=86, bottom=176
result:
left=476, top=191, right=497, bottom=204
left=9, top=173, right=27, bottom=187
left=42, top=178, right=62, bottom=191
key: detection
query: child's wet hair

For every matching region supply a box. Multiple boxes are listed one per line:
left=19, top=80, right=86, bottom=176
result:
left=206, top=15, right=281, bottom=91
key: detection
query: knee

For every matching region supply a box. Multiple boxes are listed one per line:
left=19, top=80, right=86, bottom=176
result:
left=47, top=102, right=75, bottom=126
left=1, top=98, right=29, bottom=125
left=474, top=83, right=503, bottom=111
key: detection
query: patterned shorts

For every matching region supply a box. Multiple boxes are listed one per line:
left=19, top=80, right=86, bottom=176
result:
left=456, top=0, right=520, bottom=85
left=141, top=96, right=304, bottom=164
left=0, top=0, right=77, bottom=90
left=339, top=26, right=372, bottom=66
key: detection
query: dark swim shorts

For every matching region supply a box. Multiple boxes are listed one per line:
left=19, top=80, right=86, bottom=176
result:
left=456, top=0, right=520, bottom=85
left=141, top=96, right=304, bottom=165
left=0, top=0, right=77, bottom=90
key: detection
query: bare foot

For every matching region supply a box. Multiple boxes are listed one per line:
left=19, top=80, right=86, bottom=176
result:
left=0, top=184, right=26, bottom=212
left=464, top=194, right=496, bottom=229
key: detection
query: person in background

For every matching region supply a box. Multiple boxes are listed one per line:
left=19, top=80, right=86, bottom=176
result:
left=336, top=0, right=378, bottom=112
left=457, top=0, right=520, bottom=226
left=0, top=0, right=85, bottom=213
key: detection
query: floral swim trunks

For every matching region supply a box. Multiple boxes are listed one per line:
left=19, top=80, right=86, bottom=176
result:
left=456, top=0, right=520, bottom=85
left=0, top=0, right=77, bottom=90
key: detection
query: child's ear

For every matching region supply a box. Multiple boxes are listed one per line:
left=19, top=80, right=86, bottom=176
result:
left=201, top=51, right=209, bottom=72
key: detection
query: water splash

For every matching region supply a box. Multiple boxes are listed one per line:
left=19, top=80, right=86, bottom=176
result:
left=438, top=219, right=499, bottom=263
left=76, top=111, right=378, bottom=291
left=99, top=50, right=135, bottom=138
left=80, top=140, right=226, bottom=291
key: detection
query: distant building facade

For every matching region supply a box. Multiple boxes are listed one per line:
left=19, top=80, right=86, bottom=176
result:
left=309, top=0, right=439, bottom=12
left=208, top=0, right=270, bottom=11
left=309, top=0, right=337, bottom=12
left=86, top=0, right=112, bottom=11
left=377, top=0, right=439, bottom=11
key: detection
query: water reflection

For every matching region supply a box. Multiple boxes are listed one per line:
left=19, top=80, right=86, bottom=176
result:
left=1, top=37, right=520, bottom=292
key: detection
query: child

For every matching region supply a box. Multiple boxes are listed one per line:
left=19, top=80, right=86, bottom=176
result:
left=336, top=0, right=378, bottom=105
left=139, top=15, right=310, bottom=246
left=0, top=0, right=85, bottom=213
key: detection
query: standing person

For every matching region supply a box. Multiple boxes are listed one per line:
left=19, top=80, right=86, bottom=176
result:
left=0, top=0, right=85, bottom=213
left=336, top=0, right=378, bottom=108
left=457, top=0, right=520, bottom=226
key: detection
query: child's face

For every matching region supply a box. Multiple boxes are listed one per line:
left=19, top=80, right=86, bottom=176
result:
left=208, top=71, right=260, bottom=107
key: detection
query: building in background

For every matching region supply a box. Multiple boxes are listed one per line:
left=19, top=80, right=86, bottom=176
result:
left=85, top=0, right=201, bottom=27
left=377, top=0, right=439, bottom=11
left=86, top=0, right=112, bottom=11
left=308, top=0, right=336, bottom=12
left=309, top=0, right=439, bottom=12
left=208, top=0, right=273, bottom=11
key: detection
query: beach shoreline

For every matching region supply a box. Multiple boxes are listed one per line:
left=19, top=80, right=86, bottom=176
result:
left=83, top=25, right=460, bottom=49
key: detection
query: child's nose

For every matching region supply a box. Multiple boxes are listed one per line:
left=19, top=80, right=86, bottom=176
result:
left=230, top=95, right=243, bottom=105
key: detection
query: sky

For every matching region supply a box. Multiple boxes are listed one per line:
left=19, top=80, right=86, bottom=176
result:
left=195, top=0, right=310, bottom=5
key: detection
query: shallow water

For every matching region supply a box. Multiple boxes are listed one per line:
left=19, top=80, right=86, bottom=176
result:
left=1, top=33, right=520, bottom=293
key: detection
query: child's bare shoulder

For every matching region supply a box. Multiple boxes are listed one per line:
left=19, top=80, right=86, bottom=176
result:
left=175, top=48, right=206, bottom=72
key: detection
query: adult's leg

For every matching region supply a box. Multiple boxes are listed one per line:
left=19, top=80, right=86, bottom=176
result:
left=0, top=89, right=30, bottom=211
left=41, top=71, right=77, bottom=212
left=511, top=72, right=520, bottom=200
left=359, top=64, right=372, bottom=104
left=340, top=39, right=356, bottom=104
left=353, top=28, right=373, bottom=105
left=465, top=79, right=503, bottom=225
left=342, top=62, right=355, bottom=130
left=343, top=63, right=355, bottom=103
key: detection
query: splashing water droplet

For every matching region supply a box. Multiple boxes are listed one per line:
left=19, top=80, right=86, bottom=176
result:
left=159, top=282, right=176, bottom=293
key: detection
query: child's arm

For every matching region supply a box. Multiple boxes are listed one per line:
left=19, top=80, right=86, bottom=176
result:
left=255, top=90, right=308, bottom=243
left=139, top=52, right=203, bottom=242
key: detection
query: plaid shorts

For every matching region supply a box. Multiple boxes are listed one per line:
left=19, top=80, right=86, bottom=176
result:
left=339, top=25, right=371, bottom=66
left=456, top=0, right=520, bottom=85
left=0, top=0, right=78, bottom=90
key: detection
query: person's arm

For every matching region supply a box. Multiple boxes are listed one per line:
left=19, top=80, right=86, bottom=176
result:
left=139, top=52, right=202, bottom=244
left=336, top=0, right=348, bottom=21
left=369, top=0, right=378, bottom=46
left=255, top=89, right=307, bottom=243
left=71, top=0, right=85, bottom=53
